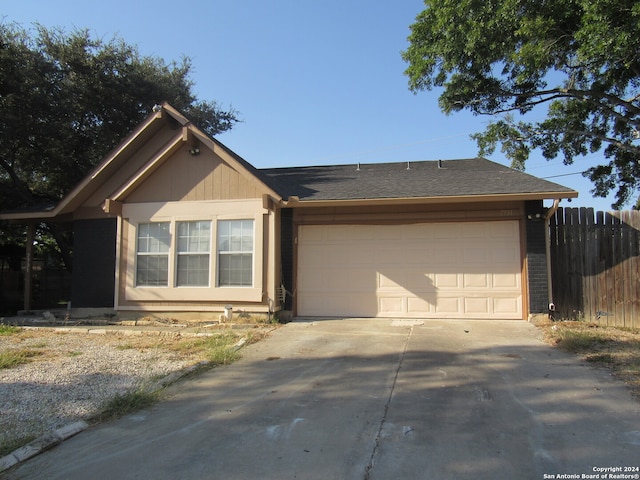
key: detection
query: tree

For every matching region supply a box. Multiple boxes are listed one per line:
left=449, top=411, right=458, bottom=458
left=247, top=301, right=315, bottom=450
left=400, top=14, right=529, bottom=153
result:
left=402, top=0, right=640, bottom=209
left=0, top=22, right=239, bottom=267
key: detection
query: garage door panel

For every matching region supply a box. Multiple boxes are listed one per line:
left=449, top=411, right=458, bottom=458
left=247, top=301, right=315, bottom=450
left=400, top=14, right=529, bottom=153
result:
left=464, top=273, right=489, bottom=288
left=491, top=221, right=518, bottom=238
left=378, top=248, right=405, bottom=264
left=432, top=223, right=461, bottom=239
left=434, top=273, right=458, bottom=288
left=465, top=298, right=490, bottom=315
left=350, top=246, right=376, bottom=265
left=493, top=272, right=519, bottom=288
left=379, top=296, right=405, bottom=315
left=431, top=248, right=458, bottom=265
left=407, top=297, right=433, bottom=314
left=435, top=297, right=462, bottom=314
left=463, top=222, right=490, bottom=238
left=464, top=247, right=489, bottom=264
left=404, top=271, right=435, bottom=290
left=326, top=226, right=350, bottom=241
left=493, top=297, right=521, bottom=315
left=297, top=221, right=523, bottom=319
left=378, top=271, right=406, bottom=289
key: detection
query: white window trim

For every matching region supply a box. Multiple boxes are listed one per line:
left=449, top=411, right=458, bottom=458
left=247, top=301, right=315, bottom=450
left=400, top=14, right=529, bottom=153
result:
left=217, top=219, right=255, bottom=288
left=175, top=220, right=212, bottom=288
left=123, top=200, right=264, bottom=302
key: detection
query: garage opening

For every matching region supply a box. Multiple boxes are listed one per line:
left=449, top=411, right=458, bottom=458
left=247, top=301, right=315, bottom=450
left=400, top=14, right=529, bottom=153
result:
left=296, top=221, right=523, bottom=319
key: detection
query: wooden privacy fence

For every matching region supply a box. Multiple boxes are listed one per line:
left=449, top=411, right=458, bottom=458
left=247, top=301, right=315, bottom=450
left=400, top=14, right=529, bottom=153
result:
left=549, top=207, right=640, bottom=328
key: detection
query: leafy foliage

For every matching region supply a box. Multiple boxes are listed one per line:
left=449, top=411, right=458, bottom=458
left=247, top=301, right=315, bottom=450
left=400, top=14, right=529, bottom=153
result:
left=0, top=22, right=238, bottom=266
left=402, top=0, right=640, bottom=208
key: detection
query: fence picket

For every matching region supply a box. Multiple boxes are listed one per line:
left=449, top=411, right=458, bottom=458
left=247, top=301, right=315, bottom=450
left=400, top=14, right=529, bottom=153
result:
left=550, top=208, right=640, bottom=328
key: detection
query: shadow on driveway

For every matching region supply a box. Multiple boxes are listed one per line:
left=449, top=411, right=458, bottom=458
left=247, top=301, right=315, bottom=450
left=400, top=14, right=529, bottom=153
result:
left=4, top=319, right=640, bottom=480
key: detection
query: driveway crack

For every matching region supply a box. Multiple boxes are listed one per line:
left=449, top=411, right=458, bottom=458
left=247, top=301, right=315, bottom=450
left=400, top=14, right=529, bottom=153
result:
left=364, top=325, right=413, bottom=480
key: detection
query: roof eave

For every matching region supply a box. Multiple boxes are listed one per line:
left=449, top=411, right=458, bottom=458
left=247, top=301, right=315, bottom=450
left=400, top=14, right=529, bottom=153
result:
left=282, top=191, right=579, bottom=208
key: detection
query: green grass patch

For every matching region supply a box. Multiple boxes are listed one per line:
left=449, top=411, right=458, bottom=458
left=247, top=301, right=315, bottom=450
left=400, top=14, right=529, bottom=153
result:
left=0, top=349, right=43, bottom=369
left=0, top=324, right=20, bottom=336
left=93, top=387, right=160, bottom=423
left=170, top=331, right=247, bottom=365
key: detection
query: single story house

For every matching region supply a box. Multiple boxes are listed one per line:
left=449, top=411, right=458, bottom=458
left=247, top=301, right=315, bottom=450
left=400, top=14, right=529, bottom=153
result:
left=0, top=103, right=577, bottom=320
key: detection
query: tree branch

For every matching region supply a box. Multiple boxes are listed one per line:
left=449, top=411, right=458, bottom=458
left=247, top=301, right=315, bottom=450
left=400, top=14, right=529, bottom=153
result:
left=0, top=155, right=37, bottom=206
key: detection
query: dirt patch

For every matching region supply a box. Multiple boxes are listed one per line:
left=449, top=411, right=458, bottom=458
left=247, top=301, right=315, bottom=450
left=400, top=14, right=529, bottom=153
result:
left=538, top=320, right=640, bottom=399
left=0, top=325, right=272, bottom=457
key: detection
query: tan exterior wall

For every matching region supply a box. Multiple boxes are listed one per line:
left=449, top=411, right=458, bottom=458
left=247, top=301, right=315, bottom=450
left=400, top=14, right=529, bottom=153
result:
left=107, top=131, right=277, bottom=314
left=125, top=146, right=262, bottom=203
left=74, top=124, right=180, bottom=220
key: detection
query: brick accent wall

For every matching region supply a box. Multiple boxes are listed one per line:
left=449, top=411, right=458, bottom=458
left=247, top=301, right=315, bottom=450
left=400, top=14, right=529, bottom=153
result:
left=525, top=201, right=549, bottom=314
left=279, top=209, right=294, bottom=310
left=71, top=218, right=116, bottom=308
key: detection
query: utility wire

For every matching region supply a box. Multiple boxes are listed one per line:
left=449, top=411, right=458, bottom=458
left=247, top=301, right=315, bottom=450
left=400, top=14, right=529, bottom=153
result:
left=542, top=171, right=588, bottom=179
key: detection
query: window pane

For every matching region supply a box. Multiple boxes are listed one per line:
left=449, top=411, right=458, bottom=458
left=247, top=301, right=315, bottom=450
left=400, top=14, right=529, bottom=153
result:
left=218, top=253, right=252, bottom=286
left=218, top=220, right=253, bottom=287
left=138, top=222, right=170, bottom=253
left=218, top=219, right=253, bottom=253
left=136, top=222, right=170, bottom=286
left=177, top=254, right=210, bottom=286
left=177, top=221, right=210, bottom=253
left=176, top=221, right=211, bottom=286
left=136, top=255, right=168, bottom=286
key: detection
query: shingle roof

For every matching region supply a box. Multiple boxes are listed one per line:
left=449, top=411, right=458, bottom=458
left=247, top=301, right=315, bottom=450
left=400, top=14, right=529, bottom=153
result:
left=260, top=158, right=576, bottom=202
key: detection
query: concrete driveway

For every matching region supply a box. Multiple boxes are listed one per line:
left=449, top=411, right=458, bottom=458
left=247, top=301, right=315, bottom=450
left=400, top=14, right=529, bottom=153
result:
left=5, top=319, right=639, bottom=479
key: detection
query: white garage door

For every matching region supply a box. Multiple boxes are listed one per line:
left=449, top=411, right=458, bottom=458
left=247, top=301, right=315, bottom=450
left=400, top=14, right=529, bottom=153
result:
left=297, top=221, right=523, bottom=319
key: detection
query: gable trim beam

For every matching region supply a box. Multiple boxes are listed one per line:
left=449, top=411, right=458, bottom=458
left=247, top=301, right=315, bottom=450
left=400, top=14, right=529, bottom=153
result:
left=109, top=129, right=186, bottom=202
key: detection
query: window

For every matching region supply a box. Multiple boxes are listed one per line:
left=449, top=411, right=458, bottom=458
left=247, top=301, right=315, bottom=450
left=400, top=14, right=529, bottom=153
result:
left=176, top=221, right=211, bottom=286
left=136, top=222, right=170, bottom=286
left=218, top=219, right=254, bottom=287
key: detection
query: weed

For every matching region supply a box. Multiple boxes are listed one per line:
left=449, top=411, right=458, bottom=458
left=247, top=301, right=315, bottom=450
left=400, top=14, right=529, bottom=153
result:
left=170, top=331, right=246, bottom=365
left=0, top=349, right=42, bottom=369
left=542, top=321, right=640, bottom=398
left=553, top=329, right=610, bottom=353
left=586, top=353, right=615, bottom=364
left=0, top=434, right=37, bottom=457
left=93, top=387, right=160, bottom=423
left=0, top=324, right=20, bottom=336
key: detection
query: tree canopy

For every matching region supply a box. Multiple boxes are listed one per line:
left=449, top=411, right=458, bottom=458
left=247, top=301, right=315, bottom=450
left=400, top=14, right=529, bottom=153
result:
left=0, top=22, right=238, bottom=212
left=402, top=0, right=640, bottom=208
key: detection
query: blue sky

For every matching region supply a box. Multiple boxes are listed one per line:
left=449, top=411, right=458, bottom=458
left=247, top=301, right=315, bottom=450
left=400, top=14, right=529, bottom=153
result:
left=3, top=0, right=621, bottom=210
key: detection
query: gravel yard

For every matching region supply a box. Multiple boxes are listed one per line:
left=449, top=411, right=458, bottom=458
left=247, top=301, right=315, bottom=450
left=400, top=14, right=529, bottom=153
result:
left=0, top=326, right=255, bottom=455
